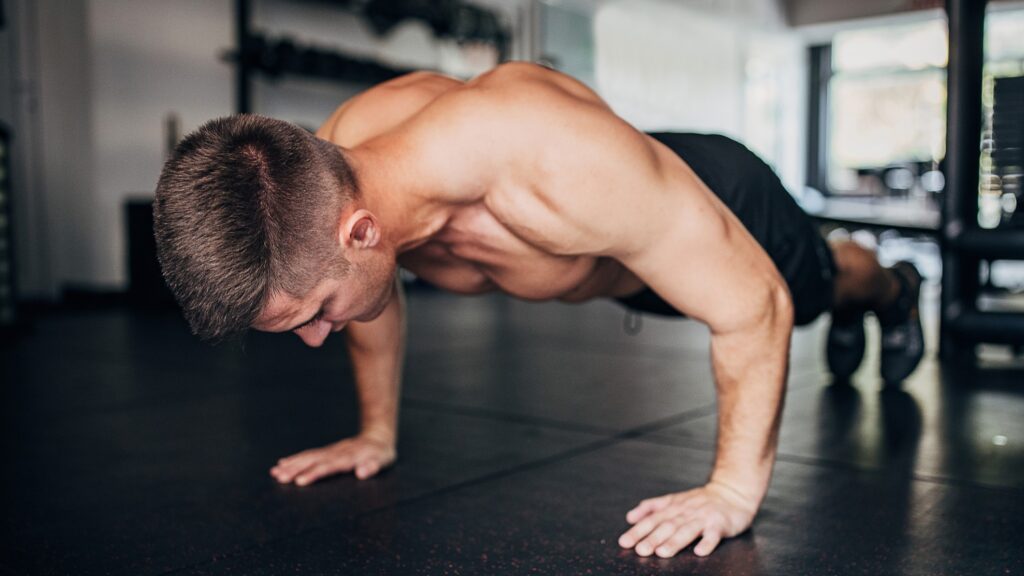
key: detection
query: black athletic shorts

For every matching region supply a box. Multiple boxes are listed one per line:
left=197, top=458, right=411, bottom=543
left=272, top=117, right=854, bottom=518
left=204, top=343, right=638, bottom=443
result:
left=615, top=132, right=836, bottom=327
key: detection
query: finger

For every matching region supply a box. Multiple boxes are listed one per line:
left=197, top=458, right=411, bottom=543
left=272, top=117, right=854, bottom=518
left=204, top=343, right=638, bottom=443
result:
left=619, top=510, right=672, bottom=549
left=275, top=458, right=324, bottom=484
left=271, top=461, right=306, bottom=483
left=273, top=453, right=320, bottom=479
left=277, top=449, right=317, bottom=467
left=273, top=455, right=325, bottom=483
left=355, top=460, right=381, bottom=480
left=693, top=527, right=723, bottom=557
left=654, top=520, right=704, bottom=558
left=635, top=520, right=683, bottom=557
left=295, top=463, right=332, bottom=486
left=272, top=455, right=303, bottom=473
left=626, top=495, right=672, bottom=524
left=295, top=457, right=356, bottom=486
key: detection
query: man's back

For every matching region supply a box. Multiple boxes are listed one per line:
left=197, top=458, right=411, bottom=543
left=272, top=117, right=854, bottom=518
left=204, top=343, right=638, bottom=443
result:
left=318, top=67, right=646, bottom=302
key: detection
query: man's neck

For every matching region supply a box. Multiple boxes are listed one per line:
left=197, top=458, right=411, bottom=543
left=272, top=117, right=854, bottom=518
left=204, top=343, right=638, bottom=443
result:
left=344, top=142, right=452, bottom=254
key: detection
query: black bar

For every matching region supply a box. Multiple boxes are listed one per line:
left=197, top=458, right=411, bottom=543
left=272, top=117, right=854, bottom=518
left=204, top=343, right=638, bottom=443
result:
left=235, top=0, right=252, bottom=114
left=231, top=34, right=413, bottom=85
left=126, top=199, right=175, bottom=307
left=951, top=228, right=1024, bottom=259
left=0, top=122, right=16, bottom=331
left=940, top=0, right=987, bottom=358
left=946, top=310, right=1024, bottom=345
left=806, top=44, right=831, bottom=195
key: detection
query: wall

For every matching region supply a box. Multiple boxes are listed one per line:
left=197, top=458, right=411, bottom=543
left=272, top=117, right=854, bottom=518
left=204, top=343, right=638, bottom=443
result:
left=540, top=2, right=596, bottom=88
left=592, top=0, right=806, bottom=192
left=89, top=0, right=234, bottom=292
left=1, top=0, right=233, bottom=298
left=595, top=1, right=750, bottom=135
left=3, top=0, right=98, bottom=298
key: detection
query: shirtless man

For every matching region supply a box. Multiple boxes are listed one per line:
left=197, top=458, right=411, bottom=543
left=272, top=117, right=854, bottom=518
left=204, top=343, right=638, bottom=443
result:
left=153, top=63, right=924, bottom=558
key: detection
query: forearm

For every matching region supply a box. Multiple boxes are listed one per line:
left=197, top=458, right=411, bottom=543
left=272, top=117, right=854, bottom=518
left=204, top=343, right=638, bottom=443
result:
left=345, top=277, right=406, bottom=443
left=707, top=288, right=793, bottom=506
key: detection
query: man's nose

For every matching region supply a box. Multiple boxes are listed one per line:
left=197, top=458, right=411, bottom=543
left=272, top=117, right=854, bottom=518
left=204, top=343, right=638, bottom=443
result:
left=300, top=332, right=325, bottom=348
left=295, top=322, right=330, bottom=348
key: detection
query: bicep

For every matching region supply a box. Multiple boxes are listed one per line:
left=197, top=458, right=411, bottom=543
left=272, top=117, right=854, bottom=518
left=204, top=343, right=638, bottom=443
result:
left=551, top=137, right=787, bottom=333
left=627, top=203, right=791, bottom=334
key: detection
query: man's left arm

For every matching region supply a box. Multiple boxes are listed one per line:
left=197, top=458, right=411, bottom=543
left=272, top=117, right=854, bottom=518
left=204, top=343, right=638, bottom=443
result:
left=509, top=64, right=794, bottom=558
left=616, top=251, right=793, bottom=557
left=406, top=62, right=794, bottom=557
left=602, top=144, right=794, bottom=555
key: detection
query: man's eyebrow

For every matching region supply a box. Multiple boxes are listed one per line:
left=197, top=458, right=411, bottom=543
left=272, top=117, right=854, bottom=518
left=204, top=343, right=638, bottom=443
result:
left=284, top=308, right=322, bottom=332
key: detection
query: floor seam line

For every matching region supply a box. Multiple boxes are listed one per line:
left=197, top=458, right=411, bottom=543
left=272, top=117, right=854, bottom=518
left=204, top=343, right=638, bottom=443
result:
left=401, top=398, right=616, bottom=436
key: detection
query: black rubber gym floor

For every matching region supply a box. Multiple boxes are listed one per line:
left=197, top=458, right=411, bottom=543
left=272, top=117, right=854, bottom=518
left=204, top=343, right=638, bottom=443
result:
left=2, top=289, right=1022, bottom=575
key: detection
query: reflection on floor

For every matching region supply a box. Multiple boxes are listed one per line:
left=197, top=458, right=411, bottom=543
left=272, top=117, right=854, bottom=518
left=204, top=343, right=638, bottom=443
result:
left=2, top=289, right=1022, bottom=575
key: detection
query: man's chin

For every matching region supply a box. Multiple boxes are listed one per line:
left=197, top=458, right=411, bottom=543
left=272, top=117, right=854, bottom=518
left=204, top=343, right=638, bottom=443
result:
left=355, top=300, right=389, bottom=323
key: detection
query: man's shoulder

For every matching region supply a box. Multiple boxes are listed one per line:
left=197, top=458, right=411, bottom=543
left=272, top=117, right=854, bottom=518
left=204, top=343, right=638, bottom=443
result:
left=457, top=62, right=602, bottom=110
left=405, top=62, right=609, bottom=152
left=316, top=72, right=463, bottom=146
left=467, top=61, right=570, bottom=88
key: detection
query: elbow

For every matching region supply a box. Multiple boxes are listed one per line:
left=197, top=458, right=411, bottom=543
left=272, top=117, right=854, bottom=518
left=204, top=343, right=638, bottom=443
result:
left=770, top=283, right=795, bottom=334
left=708, top=281, right=793, bottom=338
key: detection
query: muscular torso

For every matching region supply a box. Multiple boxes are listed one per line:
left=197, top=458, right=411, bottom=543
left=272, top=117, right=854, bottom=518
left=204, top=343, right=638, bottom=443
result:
left=318, top=71, right=645, bottom=303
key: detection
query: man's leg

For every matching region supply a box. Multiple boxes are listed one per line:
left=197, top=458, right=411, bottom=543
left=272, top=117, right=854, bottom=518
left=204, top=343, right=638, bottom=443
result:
left=831, top=241, right=901, bottom=312
left=827, top=240, right=924, bottom=383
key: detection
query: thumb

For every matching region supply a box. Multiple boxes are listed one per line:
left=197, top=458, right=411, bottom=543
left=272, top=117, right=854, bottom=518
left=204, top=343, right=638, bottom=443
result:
left=355, top=461, right=381, bottom=479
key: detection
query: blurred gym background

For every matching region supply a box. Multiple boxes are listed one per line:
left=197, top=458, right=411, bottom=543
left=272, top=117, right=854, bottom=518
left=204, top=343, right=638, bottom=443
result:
left=0, top=0, right=1021, bottom=357
left=1, top=2, right=1023, bottom=574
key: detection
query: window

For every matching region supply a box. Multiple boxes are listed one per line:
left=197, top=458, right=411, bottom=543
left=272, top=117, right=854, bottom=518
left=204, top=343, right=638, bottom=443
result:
left=824, top=19, right=948, bottom=201
left=809, top=9, right=1024, bottom=229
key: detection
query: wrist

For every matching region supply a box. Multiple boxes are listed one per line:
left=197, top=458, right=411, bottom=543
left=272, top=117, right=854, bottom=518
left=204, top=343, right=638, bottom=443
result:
left=708, top=469, right=769, bottom=509
left=360, top=423, right=397, bottom=445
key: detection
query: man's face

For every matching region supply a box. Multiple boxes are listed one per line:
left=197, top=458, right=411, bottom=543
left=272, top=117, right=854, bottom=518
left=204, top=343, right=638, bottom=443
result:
left=252, top=260, right=395, bottom=347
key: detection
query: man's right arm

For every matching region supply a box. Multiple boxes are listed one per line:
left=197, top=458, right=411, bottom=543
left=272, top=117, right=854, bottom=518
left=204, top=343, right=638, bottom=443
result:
left=348, top=276, right=405, bottom=450
left=270, top=278, right=405, bottom=485
left=269, top=73, right=458, bottom=487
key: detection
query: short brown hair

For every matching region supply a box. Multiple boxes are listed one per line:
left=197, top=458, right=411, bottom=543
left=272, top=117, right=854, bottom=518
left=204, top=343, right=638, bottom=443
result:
left=154, top=114, right=358, bottom=341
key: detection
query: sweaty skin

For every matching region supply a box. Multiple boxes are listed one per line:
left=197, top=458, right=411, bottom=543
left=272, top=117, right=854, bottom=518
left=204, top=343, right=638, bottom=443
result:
left=255, top=63, right=793, bottom=558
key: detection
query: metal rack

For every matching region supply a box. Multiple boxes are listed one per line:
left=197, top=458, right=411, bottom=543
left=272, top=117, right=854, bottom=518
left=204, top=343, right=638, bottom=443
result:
left=0, top=123, right=15, bottom=330
left=941, top=0, right=1024, bottom=361
left=231, top=0, right=510, bottom=114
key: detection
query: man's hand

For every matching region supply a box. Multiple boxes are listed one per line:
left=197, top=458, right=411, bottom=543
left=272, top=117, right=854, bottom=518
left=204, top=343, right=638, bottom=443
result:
left=270, top=432, right=396, bottom=486
left=617, top=481, right=758, bottom=558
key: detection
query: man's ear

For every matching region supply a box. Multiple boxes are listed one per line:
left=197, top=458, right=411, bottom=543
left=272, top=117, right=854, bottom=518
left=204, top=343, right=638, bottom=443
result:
left=339, top=209, right=381, bottom=249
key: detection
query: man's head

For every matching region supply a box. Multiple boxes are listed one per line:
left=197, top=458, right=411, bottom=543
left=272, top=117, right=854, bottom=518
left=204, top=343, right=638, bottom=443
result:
left=154, top=114, right=394, bottom=345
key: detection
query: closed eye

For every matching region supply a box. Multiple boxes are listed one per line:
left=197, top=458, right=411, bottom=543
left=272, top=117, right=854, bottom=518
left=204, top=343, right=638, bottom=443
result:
left=296, top=310, right=324, bottom=330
